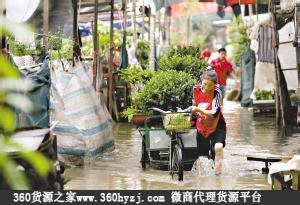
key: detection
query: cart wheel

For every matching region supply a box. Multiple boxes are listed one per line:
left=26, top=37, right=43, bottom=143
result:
left=141, top=135, right=149, bottom=169
left=171, top=144, right=183, bottom=181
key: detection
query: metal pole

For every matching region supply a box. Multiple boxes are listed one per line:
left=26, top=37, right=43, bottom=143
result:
left=43, top=0, right=49, bottom=52
left=108, top=0, right=114, bottom=114
left=93, top=0, right=99, bottom=89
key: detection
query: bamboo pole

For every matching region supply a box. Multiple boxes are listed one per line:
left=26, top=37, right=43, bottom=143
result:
left=43, top=0, right=49, bottom=52
left=108, top=0, right=114, bottom=114
left=271, top=0, right=293, bottom=136
left=73, top=0, right=80, bottom=65
left=93, top=0, right=99, bottom=89
left=149, top=12, right=156, bottom=69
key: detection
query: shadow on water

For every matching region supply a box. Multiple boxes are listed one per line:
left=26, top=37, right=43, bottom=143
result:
left=65, top=101, right=299, bottom=190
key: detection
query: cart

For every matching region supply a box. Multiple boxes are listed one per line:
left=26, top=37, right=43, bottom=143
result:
left=138, top=108, right=198, bottom=181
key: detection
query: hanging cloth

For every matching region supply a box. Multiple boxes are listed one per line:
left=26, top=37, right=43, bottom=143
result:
left=120, top=34, right=128, bottom=69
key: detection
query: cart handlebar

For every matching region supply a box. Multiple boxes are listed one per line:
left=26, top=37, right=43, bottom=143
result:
left=149, top=107, right=192, bottom=114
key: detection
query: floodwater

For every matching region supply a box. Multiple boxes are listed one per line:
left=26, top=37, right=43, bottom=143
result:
left=65, top=101, right=300, bottom=190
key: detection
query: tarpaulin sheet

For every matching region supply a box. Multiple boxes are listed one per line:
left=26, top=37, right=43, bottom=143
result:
left=50, top=61, right=115, bottom=166
left=15, top=59, right=50, bottom=128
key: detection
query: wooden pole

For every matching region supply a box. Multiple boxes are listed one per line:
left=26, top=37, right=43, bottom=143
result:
left=43, top=0, right=49, bottom=53
left=93, top=0, right=99, bottom=89
left=108, top=0, right=114, bottom=114
left=271, top=0, right=293, bottom=135
left=73, top=0, right=80, bottom=65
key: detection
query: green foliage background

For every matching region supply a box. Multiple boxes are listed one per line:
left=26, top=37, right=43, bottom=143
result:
left=228, top=17, right=248, bottom=66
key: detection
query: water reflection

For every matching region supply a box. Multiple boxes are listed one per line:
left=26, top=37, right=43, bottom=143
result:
left=65, top=101, right=299, bottom=190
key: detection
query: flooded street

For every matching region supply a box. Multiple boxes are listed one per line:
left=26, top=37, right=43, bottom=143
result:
left=65, top=101, right=300, bottom=190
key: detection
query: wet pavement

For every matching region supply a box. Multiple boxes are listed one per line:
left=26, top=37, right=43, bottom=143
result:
left=65, top=101, right=300, bottom=190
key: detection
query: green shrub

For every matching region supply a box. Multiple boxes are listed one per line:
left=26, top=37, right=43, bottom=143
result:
left=120, top=65, right=154, bottom=86
left=9, top=41, right=30, bottom=56
left=50, top=38, right=74, bottom=60
left=134, top=70, right=197, bottom=112
left=49, top=29, right=63, bottom=50
left=167, top=44, right=202, bottom=57
left=158, top=54, right=208, bottom=80
left=228, top=17, right=248, bottom=65
left=136, top=40, right=150, bottom=69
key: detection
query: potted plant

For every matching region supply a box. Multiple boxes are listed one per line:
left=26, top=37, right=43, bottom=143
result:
left=134, top=70, right=197, bottom=112
left=121, top=106, right=148, bottom=125
left=120, top=66, right=154, bottom=123
left=158, top=54, right=208, bottom=80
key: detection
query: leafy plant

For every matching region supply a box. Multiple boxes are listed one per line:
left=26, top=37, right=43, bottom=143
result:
left=0, top=55, right=52, bottom=189
left=165, top=113, right=190, bottom=131
left=136, top=40, right=150, bottom=70
left=49, top=29, right=63, bottom=50
left=9, top=41, right=30, bottom=56
left=166, top=44, right=202, bottom=57
left=158, top=54, right=208, bottom=80
left=81, top=20, right=122, bottom=58
left=120, top=65, right=154, bottom=86
left=120, top=106, right=144, bottom=122
left=254, top=89, right=274, bottom=100
left=134, top=70, right=197, bottom=112
left=228, top=17, right=248, bottom=65
left=50, top=38, right=74, bottom=60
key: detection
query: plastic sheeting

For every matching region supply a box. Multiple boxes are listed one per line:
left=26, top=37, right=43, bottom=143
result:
left=50, top=61, right=115, bottom=166
left=15, top=59, right=50, bottom=128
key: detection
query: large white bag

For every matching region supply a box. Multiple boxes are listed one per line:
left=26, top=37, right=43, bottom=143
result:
left=50, top=61, right=114, bottom=166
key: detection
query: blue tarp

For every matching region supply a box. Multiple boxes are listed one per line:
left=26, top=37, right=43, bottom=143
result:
left=15, top=59, right=50, bottom=128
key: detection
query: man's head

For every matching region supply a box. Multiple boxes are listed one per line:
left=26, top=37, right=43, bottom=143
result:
left=218, top=47, right=227, bottom=61
left=201, top=70, right=217, bottom=93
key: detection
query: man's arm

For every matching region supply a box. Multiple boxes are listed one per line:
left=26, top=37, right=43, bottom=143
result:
left=230, top=71, right=239, bottom=82
left=227, top=61, right=239, bottom=83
